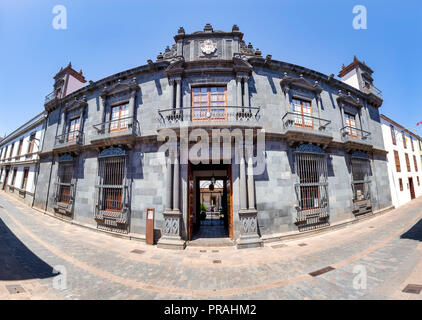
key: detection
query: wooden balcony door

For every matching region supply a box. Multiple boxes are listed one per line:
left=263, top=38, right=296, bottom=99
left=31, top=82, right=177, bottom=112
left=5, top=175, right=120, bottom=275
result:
left=292, top=99, right=313, bottom=128
left=68, top=117, right=80, bottom=142
left=2, top=169, right=9, bottom=190
left=409, top=177, right=415, bottom=200
left=192, top=87, right=227, bottom=121
left=110, top=103, right=129, bottom=132
left=344, top=113, right=358, bottom=137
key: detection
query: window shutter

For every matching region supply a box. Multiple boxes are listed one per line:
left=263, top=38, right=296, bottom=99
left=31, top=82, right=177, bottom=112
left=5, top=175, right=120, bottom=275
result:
left=394, top=150, right=401, bottom=172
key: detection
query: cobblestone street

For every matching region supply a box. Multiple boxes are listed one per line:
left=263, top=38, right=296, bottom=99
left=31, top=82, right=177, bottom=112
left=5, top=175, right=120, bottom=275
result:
left=0, top=192, right=421, bottom=300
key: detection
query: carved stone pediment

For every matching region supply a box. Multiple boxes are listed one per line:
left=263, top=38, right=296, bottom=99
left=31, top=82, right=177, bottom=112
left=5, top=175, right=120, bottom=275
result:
left=337, top=90, right=363, bottom=108
left=166, top=56, right=185, bottom=76
left=280, top=73, right=322, bottom=97
left=101, top=78, right=138, bottom=97
left=63, top=97, right=87, bottom=112
left=233, top=55, right=253, bottom=73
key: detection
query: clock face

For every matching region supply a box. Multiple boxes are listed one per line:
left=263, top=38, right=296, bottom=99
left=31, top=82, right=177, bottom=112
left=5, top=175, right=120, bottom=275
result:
left=201, top=40, right=217, bottom=55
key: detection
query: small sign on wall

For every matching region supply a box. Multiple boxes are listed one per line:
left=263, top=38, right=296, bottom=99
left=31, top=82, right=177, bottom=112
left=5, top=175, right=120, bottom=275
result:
left=146, top=208, right=154, bottom=245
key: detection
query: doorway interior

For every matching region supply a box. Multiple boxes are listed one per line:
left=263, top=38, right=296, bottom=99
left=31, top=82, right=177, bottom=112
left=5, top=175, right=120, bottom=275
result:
left=409, top=177, right=415, bottom=200
left=188, top=163, right=233, bottom=243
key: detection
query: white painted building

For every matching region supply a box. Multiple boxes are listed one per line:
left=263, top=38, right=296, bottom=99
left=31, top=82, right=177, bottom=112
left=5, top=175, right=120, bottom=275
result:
left=0, top=111, right=47, bottom=206
left=380, top=114, right=422, bottom=208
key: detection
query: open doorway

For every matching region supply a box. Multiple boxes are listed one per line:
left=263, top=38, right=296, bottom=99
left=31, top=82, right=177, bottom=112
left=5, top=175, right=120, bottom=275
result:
left=187, top=163, right=233, bottom=243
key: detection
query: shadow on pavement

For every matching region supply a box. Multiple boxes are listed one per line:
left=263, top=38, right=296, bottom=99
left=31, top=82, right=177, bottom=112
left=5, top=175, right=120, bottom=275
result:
left=0, top=217, right=59, bottom=281
left=400, top=218, right=422, bottom=242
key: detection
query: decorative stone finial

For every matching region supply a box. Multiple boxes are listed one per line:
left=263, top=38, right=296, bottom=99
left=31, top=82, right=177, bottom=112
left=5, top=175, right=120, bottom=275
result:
left=157, top=52, right=163, bottom=60
left=232, top=24, right=239, bottom=32
left=255, top=48, right=262, bottom=56
left=204, top=23, right=213, bottom=32
left=178, top=26, right=185, bottom=34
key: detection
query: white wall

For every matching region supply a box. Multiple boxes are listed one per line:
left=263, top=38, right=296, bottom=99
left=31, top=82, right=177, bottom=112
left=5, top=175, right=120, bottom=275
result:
left=381, top=117, right=422, bottom=208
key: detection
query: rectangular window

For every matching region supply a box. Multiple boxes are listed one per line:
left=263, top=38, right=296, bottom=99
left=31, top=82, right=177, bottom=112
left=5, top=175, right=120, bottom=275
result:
left=295, top=151, right=328, bottom=222
left=67, top=117, right=81, bottom=142
left=405, top=153, right=411, bottom=172
left=3, top=146, right=7, bottom=159
left=11, top=168, right=17, bottom=186
left=9, top=143, right=14, bottom=158
left=192, top=86, right=227, bottom=121
left=17, top=139, right=23, bottom=157
left=411, top=137, right=414, bottom=151
left=344, top=113, right=358, bottom=137
left=417, top=176, right=420, bottom=186
left=351, top=158, right=370, bottom=202
left=57, top=163, right=73, bottom=204
left=399, top=178, right=403, bottom=191
left=414, top=155, right=418, bottom=172
left=27, top=133, right=36, bottom=154
left=98, top=156, right=126, bottom=212
left=394, top=150, right=401, bottom=172
left=402, top=132, right=407, bottom=149
left=292, top=98, right=313, bottom=128
left=21, top=168, right=29, bottom=190
left=110, top=103, right=129, bottom=132
left=390, top=125, right=396, bottom=145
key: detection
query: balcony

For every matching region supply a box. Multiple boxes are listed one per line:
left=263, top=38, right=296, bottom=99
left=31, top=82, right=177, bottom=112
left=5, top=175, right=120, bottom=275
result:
left=158, top=106, right=261, bottom=130
left=44, top=91, right=60, bottom=110
left=340, top=126, right=372, bottom=151
left=54, top=130, right=84, bottom=153
left=91, top=117, right=140, bottom=147
left=282, top=112, right=332, bottom=146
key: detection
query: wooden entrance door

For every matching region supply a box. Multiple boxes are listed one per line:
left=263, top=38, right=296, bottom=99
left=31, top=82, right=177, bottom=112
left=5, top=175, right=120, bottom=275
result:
left=3, top=169, right=9, bottom=190
left=409, top=177, right=415, bottom=200
left=226, top=164, right=233, bottom=240
left=187, top=164, right=194, bottom=240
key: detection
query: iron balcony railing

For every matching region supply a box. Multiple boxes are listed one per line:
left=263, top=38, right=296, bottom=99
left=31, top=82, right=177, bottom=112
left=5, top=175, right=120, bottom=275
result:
left=93, top=117, right=140, bottom=136
left=55, top=130, right=84, bottom=146
left=45, top=91, right=57, bottom=103
left=364, top=86, right=383, bottom=99
left=158, top=106, right=261, bottom=126
left=282, top=112, right=331, bottom=133
left=340, top=126, right=371, bottom=142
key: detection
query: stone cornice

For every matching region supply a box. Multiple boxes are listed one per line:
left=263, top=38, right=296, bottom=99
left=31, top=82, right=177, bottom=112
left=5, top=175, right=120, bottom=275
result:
left=248, top=57, right=383, bottom=108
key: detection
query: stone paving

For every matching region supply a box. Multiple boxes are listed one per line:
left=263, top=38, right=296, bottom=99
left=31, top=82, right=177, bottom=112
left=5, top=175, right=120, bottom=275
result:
left=0, top=191, right=421, bottom=300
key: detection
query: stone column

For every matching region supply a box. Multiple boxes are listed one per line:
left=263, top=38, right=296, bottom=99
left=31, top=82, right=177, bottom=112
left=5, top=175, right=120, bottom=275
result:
left=157, top=150, right=186, bottom=250
left=236, top=77, right=243, bottom=107
left=247, top=153, right=255, bottom=210
left=175, top=79, right=181, bottom=109
left=165, top=155, right=172, bottom=211
left=100, top=95, right=107, bottom=133
left=239, top=153, right=247, bottom=210
left=237, top=149, right=262, bottom=249
left=244, top=77, right=250, bottom=108
left=129, top=89, right=136, bottom=124
left=170, top=80, right=176, bottom=109
left=173, top=152, right=179, bottom=211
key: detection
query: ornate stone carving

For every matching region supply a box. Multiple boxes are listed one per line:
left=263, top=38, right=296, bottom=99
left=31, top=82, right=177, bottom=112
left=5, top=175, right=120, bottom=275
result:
left=58, top=153, right=74, bottom=162
left=200, top=39, right=217, bottom=55
left=351, top=150, right=369, bottom=159
left=98, top=146, right=126, bottom=158
left=237, top=209, right=262, bottom=249
left=295, top=143, right=325, bottom=154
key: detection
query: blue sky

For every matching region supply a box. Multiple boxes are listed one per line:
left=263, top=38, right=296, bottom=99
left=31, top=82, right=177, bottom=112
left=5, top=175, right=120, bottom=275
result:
left=0, top=0, right=421, bottom=136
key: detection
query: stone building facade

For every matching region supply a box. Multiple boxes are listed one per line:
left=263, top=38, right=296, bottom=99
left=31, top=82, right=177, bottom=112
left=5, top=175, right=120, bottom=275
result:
left=32, top=24, right=392, bottom=249
left=0, top=112, right=47, bottom=206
